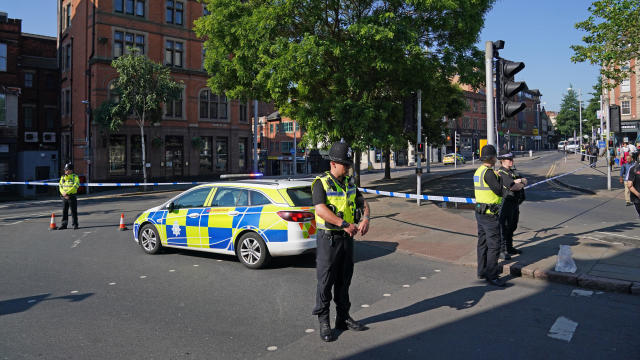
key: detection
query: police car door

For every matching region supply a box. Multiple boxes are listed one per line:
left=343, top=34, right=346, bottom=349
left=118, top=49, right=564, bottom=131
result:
left=165, top=187, right=214, bottom=247
left=206, top=188, right=248, bottom=251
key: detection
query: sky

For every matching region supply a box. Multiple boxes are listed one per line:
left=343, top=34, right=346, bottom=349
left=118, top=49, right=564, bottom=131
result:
left=2, top=0, right=600, bottom=112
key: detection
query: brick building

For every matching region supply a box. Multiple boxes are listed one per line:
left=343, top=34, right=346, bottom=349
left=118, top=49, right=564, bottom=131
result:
left=603, top=59, right=640, bottom=143
left=58, top=0, right=271, bottom=182
left=0, top=13, right=60, bottom=198
left=257, top=111, right=312, bottom=176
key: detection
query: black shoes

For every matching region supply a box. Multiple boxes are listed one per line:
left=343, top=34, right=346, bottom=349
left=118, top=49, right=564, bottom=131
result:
left=499, top=252, right=511, bottom=260
left=57, top=225, right=67, bottom=230
left=318, top=316, right=334, bottom=342
left=486, top=277, right=506, bottom=287
left=73, top=225, right=79, bottom=230
left=507, top=247, right=522, bottom=255
left=626, top=202, right=632, bottom=206
left=335, top=316, right=368, bottom=331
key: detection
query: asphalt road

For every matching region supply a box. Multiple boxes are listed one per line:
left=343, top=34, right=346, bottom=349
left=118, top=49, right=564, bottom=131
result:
left=1, top=155, right=639, bottom=359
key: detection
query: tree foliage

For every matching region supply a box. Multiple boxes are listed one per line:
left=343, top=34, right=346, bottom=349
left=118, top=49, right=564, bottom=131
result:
left=95, top=49, right=183, bottom=183
left=555, top=87, right=584, bottom=138
left=583, top=76, right=603, bottom=130
left=571, top=0, right=640, bottom=89
left=195, top=0, right=492, bottom=157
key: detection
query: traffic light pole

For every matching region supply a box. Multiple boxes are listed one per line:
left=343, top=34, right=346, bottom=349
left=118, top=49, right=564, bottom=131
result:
left=417, top=89, right=422, bottom=206
left=485, top=41, right=495, bottom=147
left=605, top=96, right=611, bottom=191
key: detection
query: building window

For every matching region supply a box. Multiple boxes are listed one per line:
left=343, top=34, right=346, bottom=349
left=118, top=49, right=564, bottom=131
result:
left=125, top=0, right=134, bottom=14
left=23, top=107, right=35, bottom=129
left=0, top=43, right=7, bottom=72
left=203, top=4, right=211, bottom=16
left=281, top=141, right=293, bottom=153
left=215, top=137, right=228, bottom=171
left=166, top=1, right=184, bottom=25
left=282, top=122, right=293, bottom=132
left=621, top=100, right=631, bottom=115
left=165, top=90, right=183, bottom=118
left=238, top=137, right=247, bottom=169
left=109, top=135, right=127, bottom=175
left=64, top=90, right=71, bottom=116
left=46, top=74, right=55, bottom=89
left=621, top=78, right=631, bottom=93
left=115, top=0, right=124, bottom=12
left=130, top=135, right=147, bottom=174
left=239, top=101, right=248, bottom=123
left=269, top=124, right=273, bottom=134
left=65, top=43, right=71, bottom=71
left=199, top=89, right=227, bottom=120
left=165, top=40, right=183, bottom=67
left=108, top=81, right=121, bottom=103
left=45, top=108, right=56, bottom=130
left=66, top=3, right=71, bottom=29
left=199, top=136, right=213, bottom=172
left=24, top=73, right=34, bottom=88
left=115, top=31, right=145, bottom=57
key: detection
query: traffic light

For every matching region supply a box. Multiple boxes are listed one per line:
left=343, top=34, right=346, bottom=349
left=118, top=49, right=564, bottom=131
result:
left=417, top=143, right=424, bottom=152
left=455, top=133, right=461, bottom=143
left=497, top=59, right=528, bottom=120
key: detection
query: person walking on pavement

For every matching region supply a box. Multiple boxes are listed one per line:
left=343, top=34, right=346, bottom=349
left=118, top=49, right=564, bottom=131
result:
left=311, top=141, right=370, bottom=342
left=496, top=150, right=527, bottom=261
left=58, top=163, right=80, bottom=230
left=474, top=145, right=523, bottom=287
left=590, top=142, right=599, bottom=167
left=626, top=152, right=640, bottom=217
left=620, top=154, right=635, bottom=206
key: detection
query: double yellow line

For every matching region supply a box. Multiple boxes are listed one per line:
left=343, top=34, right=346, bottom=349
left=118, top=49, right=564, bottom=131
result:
left=546, top=161, right=557, bottom=179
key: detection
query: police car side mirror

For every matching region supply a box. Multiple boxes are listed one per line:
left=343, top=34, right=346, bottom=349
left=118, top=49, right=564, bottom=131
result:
left=167, top=202, right=175, bottom=212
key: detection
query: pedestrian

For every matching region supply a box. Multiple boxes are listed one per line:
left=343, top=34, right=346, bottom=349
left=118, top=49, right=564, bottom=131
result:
left=57, top=163, right=80, bottom=230
left=496, top=150, right=527, bottom=260
left=474, top=145, right=522, bottom=287
left=590, top=142, right=599, bottom=167
left=621, top=153, right=636, bottom=206
left=311, top=141, right=370, bottom=342
left=626, top=152, right=640, bottom=217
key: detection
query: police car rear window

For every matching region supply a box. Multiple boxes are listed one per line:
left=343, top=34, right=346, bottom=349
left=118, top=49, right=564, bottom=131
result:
left=286, top=186, right=313, bottom=206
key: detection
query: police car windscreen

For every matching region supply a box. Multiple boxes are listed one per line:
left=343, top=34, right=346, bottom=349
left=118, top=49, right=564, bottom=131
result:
left=287, top=187, right=313, bottom=206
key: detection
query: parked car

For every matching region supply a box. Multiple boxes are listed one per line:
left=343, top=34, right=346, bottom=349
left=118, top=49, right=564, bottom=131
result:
left=133, top=179, right=317, bottom=269
left=443, top=153, right=465, bottom=165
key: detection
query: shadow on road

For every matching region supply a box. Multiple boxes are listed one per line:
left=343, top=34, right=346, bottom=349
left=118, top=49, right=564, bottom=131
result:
left=0, top=293, right=94, bottom=316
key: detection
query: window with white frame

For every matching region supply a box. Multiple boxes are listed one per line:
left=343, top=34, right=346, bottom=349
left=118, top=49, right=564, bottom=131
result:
left=165, top=89, right=183, bottom=118
left=621, top=78, right=631, bottom=92
left=165, top=40, right=183, bottom=67
left=621, top=100, right=631, bottom=115
left=166, top=1, right=184, bottom=25
left=282, top=122, right=293, bottom=132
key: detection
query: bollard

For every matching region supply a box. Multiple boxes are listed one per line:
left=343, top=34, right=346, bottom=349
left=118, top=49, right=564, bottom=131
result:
left=529, top=150, right=533, bottom=158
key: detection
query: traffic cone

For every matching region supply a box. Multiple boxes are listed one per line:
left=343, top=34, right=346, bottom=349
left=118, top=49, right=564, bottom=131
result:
left=49, top=213, right=57, bottom=230
left=119, top=213, right=128, bottom=231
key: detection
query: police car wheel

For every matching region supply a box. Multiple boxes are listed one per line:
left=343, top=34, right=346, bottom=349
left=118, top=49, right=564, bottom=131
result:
left=236, top=232, right=271, bottom=269
left=140, top=224, right=162, bottom=254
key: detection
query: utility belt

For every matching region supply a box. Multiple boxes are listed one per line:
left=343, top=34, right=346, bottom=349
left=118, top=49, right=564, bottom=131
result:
left=319, top=228, right=351, bottom=247
left=475, top=202, right=501, bottom=216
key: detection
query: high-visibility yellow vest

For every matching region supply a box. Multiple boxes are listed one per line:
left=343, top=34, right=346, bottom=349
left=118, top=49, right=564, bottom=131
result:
left=474, top=165, right=502, bottom=214
left=59, top=174, right=80, bottom=195
left=312, top=172, right=357, bottom=231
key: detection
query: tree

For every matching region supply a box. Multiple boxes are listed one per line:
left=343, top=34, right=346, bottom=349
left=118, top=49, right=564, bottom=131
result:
left=583, top=76, right=604, bottom=132
left=98, top=49, right=183, bottom=185
left=555, top=87, right=583, bottom=138
left=195, top=0, right=493, bottom=180
left=571, top=0, right=640, bottom=89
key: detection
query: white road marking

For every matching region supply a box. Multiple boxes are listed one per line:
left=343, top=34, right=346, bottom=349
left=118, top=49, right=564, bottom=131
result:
left=267, top=346, right=278, bottom=351
left=595, top=231, right=640, bottom=241
left=361, top=304, right=370, bottom=308
left=193, top=264, right=199, bottom=267
left=434, top=269, right=441, bottom=272
left=596, top=291, right=604, bottom=294
left=402, top=284, right=410, bottom=288
left=71, top=239, right=82, bottom=248
left=27, top=300, right=37, bottom=303
left=419, top=276, right=427, bottom=280
left=571, top=289, right=593, bottom=297
left=169, top=269, right=176, bottom=272
left=216, top=259, right=223, bottom=262
left=548, top=316, right=578, bottom=342
left=70, top=290, right=78, bottom=294
left=305, top=329, right=315, bottom=333
left=108, top=282, right=116, bottom=286
left=139, top=275, right=147, bottom=279
left=383, top=293, right=391, bottom=297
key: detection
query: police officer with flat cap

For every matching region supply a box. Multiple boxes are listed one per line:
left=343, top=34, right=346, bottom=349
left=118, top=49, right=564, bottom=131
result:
left=497, top=149, right=527, bottom=260
left=474, top=145, right=519, bottom=287
left=311, top=141, right=371, bottom=342
left=58, top=163, right=80, bottom=230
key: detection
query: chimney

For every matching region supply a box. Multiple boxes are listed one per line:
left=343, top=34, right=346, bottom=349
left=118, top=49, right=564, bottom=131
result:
left=0, top=12, right=7, bottom=23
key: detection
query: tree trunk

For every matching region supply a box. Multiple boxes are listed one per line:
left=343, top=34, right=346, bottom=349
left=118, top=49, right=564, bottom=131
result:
left=384, top=148, right=391, bottom=179
left=140, top=112, right=147, bottom=191
left=353, top=150, right=361, bottom=187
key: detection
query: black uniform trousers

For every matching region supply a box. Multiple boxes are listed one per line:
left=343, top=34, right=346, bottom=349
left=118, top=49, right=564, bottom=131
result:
left=312, top=229, right=354, bottom=319
left=61, top=194, right=78, bottom=227
left=475, top=212, right=501, bottom=280
left=499, top=198, right=519, bottom=252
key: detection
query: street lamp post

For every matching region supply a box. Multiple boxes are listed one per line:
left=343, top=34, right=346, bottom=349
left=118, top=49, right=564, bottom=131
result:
left=569, top=87, right=583, bottom=155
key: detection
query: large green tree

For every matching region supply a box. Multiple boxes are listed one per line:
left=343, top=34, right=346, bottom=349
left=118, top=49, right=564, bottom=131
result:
left=195, top=0, right=492, bottom=179
left=571, top=0, right=640, bottom=89
left=97, top=50, right=183, bottom=184
left=555, top=87, right=584, bottom=138
left=583, top=76, right=604, bottom=131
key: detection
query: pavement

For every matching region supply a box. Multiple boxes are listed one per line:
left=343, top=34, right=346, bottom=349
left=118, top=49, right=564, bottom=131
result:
left=356, top=151, right=640, bottom=296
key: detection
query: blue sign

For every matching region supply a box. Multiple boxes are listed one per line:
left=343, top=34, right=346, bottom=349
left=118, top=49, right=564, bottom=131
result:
left=290, top=148, right=296, bottom=155
left=598, top=140, right=606, bottom=149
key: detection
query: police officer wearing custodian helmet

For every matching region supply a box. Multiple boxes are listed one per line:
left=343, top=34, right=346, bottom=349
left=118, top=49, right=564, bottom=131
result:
left=58, top=163, right=80, bottom=230
left=473, top=145, right=523, bottom=286
left=312, top=141, right=371, bottom=342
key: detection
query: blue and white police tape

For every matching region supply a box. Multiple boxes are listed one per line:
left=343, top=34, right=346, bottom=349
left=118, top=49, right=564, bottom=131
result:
left=524, top=161, right=596, bottom=190
left=358, top=188, right=476, bottom=204
left=0, top=181, right=207, bottom=187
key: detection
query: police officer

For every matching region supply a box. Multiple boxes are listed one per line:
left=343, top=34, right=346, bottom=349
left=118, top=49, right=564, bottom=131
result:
left=312, top=141, right=370, bottom=342
left=58, top=163, right=80, bottom=230
left=474, top=145, right=520, bottom=287
left=496, top=150, right=527, bottom=260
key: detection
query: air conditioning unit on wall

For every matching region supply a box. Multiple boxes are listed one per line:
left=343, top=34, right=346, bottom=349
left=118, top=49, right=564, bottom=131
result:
left=24, top=132, right=38, bottom=142
left=43, top=132, right=56, bottom=143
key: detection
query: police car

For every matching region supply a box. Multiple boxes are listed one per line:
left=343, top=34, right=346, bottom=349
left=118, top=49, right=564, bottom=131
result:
left=133, top=179, right=316, bottom=269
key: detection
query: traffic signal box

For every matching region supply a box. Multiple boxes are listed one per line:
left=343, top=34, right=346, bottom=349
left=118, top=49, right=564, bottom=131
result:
left=496, top=59, right=528, bottom=125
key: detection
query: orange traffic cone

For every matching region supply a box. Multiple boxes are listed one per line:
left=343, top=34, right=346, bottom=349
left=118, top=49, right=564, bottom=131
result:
left=119, top=213, right=128, bottom=231
left=49, top=213, right=57, bottom=230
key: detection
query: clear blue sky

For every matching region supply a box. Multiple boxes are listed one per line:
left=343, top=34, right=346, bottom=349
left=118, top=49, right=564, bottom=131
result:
left=2, top=0, right=599, bottom=111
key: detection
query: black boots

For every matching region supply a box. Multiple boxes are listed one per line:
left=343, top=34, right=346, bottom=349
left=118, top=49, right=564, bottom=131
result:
left=318, top=315, right=334, bottom=342
left=335, top=316, right=368, bottom=331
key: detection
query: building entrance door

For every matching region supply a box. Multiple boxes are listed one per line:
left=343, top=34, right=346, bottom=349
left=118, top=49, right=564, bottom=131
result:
left=165, top=136, right=183, bottom=178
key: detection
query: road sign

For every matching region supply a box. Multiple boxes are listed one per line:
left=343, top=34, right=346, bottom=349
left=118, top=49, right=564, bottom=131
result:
left=598, top=140, right=605, bottom=149
left=290, top=148, right=295, bottom=155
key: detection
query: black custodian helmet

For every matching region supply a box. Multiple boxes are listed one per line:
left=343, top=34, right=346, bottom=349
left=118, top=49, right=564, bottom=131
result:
left=328, top=141, right=353, bottom=166
left=64, top=163, right=74, bottom=171
left=480, top=145, right=497, bottom=161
